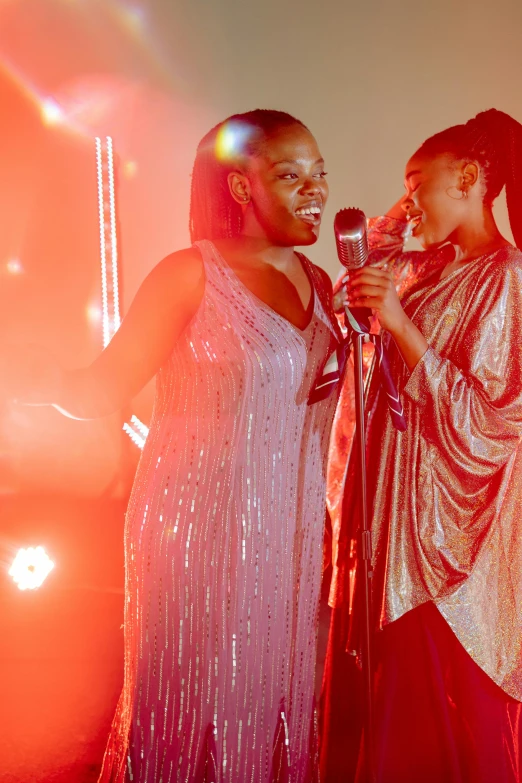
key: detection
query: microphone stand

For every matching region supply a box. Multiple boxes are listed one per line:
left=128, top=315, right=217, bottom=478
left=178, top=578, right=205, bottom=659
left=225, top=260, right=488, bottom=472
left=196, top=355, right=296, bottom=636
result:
left=344, top=305, right=376, bottom=783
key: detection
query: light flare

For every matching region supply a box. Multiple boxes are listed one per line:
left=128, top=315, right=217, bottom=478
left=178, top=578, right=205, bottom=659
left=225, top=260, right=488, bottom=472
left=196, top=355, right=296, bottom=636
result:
left=9, top=547, right=54, bottom=591
left=41, top=98, right=65, bottom=126
left=215, top=121, right=252, bottom=162
left=6, top=258, right=23, bottom=274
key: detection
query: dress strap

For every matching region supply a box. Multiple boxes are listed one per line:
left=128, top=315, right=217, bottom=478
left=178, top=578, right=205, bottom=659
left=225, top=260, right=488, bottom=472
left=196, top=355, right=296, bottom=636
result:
left=298, top=253, right=343, bottom=343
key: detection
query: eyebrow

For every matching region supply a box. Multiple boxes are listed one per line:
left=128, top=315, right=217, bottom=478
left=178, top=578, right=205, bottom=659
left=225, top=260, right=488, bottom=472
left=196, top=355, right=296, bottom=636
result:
left=270, top=158, right=325, bottom=168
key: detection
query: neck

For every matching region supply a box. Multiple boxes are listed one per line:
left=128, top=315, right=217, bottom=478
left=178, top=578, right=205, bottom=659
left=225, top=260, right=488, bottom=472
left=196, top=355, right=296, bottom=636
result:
left=449, top=206, right=507, bottom=261
left=216, top=234, right=297, bottom=271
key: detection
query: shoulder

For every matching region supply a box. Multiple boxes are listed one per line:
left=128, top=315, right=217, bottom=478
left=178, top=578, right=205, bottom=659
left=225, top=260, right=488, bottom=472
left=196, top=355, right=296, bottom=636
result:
left=150, top=246, right=204, bottom=284
left=140, top=247, right=205, bottom=298
left=472, top=245, right=522, bottom=320
left=481, top=245, right=522, bottom=284
left=131, top=247, right=205, bottom=317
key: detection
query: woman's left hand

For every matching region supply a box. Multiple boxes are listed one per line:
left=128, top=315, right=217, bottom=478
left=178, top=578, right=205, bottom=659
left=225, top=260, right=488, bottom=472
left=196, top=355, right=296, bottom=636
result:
left=345, top=267, right=408, bottom=336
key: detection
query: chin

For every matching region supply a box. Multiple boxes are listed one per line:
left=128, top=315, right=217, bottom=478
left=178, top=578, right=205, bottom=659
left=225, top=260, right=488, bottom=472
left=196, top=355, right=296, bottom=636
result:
left=295, top=224, right=321, bottom=246
left=416, top=232, right=445, bottom=251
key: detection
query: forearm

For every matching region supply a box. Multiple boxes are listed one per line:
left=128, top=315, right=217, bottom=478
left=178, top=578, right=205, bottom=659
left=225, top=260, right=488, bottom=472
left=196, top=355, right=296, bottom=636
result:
left=388, top=316, right=429, bottom=372
left=385, top=197, right=406, bottom=220
left=51, top=368, right=123, bottom=420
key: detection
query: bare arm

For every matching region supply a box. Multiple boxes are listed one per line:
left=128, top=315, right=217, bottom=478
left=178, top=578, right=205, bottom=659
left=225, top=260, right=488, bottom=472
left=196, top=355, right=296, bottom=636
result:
left=36, top=248, right=205, bottom=419
left=385, top=197, right=407, bottom=220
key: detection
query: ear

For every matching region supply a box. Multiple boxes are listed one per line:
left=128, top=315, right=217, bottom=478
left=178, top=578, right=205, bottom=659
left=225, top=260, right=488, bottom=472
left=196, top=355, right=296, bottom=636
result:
left=461, top=161, right=479, bottom=193
left=227, top=171, right=251, bottom=205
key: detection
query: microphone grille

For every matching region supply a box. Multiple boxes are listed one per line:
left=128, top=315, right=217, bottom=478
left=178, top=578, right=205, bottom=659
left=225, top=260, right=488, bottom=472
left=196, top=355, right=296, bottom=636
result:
left=334, top=207, right=368, bottom=269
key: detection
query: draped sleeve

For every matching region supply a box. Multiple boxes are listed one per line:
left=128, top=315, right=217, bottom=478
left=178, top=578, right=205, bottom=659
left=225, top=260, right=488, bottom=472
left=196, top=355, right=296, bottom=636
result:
left=400, top=256, right=522, bottom=589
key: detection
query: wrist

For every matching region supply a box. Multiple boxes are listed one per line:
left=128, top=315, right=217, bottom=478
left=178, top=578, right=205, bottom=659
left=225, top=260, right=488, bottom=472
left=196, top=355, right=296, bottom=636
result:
left=388, top=315, right=429, bottom=372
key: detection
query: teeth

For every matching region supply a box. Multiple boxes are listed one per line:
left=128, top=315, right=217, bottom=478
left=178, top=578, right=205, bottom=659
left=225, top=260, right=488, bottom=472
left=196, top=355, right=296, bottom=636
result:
left=296, top=206, right=321, bottom=216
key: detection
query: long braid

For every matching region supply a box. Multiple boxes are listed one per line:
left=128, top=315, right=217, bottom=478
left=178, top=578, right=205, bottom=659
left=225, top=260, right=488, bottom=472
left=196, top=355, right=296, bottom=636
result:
left=418, top=108, right=522, bottom=249
left=189, top=110, right=308, bottom=244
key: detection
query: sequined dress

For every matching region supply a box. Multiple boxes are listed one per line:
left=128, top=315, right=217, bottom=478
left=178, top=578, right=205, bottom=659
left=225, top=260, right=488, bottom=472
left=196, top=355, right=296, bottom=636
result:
left=98, top=240, right=339, bottom=783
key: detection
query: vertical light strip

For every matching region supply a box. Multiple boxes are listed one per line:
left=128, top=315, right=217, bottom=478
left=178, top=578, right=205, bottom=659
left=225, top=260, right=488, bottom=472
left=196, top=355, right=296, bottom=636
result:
left=95, top=136, right=147, bottom=450
left=95, top=136, right=111, bottom=348
left=106, top=136, right=121, bottom=330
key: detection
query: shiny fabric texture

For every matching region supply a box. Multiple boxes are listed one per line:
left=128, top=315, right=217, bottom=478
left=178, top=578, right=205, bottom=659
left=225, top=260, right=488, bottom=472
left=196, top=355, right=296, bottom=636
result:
left=327, top=217, right=522, bottom=700
left=98, top=240, right=339, bottom=782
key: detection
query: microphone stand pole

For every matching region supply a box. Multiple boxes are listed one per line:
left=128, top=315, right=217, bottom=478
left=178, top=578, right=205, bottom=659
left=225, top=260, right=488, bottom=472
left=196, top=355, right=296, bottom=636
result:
left=349, top=310, right=376, bottom=783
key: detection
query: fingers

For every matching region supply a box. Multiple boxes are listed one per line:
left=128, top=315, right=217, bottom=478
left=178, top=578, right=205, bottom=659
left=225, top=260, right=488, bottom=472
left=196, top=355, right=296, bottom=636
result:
left=344, top=267, right=393, bottom=287
left=347, top=283, right=386, bottom=303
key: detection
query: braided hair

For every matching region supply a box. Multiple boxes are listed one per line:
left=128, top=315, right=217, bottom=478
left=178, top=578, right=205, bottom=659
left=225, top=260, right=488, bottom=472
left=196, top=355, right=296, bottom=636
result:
left=189, top=109, right=308, bottom=244
left=416, top=108, right=522, bottom=249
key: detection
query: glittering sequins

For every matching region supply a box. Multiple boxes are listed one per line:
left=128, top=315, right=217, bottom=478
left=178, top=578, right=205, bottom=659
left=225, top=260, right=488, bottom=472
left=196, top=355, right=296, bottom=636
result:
left=98, top=240, right=338, bottom=782
left=329, top=217, right=522, bottom=701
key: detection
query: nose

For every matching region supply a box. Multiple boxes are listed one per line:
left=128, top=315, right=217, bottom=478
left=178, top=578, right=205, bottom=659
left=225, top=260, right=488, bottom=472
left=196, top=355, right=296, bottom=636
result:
left=401, top=195, right=413, bottom=214
left=299, top=177, right=322, bottom=195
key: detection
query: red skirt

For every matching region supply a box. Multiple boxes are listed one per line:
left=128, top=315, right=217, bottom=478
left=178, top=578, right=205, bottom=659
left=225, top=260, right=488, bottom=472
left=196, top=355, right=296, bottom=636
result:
left=319, top=601, right=522, bottom=783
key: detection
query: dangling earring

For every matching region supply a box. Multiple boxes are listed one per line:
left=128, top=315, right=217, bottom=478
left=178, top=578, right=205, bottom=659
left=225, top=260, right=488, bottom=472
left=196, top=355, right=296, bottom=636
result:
left=446, top=185, right=468, bottom=200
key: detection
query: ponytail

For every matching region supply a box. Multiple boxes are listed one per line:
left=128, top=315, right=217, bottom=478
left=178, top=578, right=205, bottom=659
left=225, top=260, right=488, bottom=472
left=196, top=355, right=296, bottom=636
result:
left=418, top=108, right=522, bottom=249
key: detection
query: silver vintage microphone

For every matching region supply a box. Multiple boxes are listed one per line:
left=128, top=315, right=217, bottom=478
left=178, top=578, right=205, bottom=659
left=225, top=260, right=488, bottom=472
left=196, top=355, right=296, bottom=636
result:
left=334, top=206, right=406, bottom=433
left=334, top=207, right=369, bottom=270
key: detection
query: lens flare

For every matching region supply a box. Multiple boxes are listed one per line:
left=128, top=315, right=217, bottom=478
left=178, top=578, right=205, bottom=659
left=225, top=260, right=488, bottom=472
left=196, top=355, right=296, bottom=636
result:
left=215, top=121, right=252, bottom=161
left=41, top=98, right=65, bottom=126
left=9, top=547, right=55, bottom=591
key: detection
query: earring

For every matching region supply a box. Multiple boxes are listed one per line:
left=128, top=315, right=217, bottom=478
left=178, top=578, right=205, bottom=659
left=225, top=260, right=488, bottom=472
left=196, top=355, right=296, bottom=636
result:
left=446, top=185, right=468, bottom=200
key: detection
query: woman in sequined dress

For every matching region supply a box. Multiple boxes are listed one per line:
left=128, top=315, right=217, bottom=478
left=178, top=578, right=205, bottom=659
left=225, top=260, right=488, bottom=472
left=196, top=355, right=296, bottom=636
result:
left=14, top=110, right=340, bottom=782
left=321, top=109, right=522, bottom=783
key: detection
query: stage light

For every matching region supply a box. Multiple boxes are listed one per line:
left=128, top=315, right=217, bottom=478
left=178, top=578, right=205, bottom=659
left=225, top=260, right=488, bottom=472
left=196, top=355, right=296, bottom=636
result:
left=6, top=258, right=23, bottom=274
left=93, top=136, right=149, bottom=449
left=122, top=422, right=146, bottom=449
left=41, top=99, right=65, bottom=126
left=9, top=547, right=54, bottom=591
left=122, top=415, right=149, bottom=450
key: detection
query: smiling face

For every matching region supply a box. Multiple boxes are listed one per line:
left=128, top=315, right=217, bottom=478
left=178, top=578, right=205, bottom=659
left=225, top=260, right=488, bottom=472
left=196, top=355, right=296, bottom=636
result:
left=236, top=124, right=329, bottom=247
left=402, top=151, right=479, bottom=249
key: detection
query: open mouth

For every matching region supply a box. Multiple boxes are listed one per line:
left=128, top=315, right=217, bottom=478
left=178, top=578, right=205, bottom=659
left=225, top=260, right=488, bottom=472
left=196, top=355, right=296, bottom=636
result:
left=408, top=214, right=423, bottom=235
left=295, top=204, right=322, bottom=226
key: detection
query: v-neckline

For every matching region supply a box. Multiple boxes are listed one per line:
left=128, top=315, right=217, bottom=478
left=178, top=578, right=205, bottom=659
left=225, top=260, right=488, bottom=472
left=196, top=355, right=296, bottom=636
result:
left=208, top=241, right=316, bottom=335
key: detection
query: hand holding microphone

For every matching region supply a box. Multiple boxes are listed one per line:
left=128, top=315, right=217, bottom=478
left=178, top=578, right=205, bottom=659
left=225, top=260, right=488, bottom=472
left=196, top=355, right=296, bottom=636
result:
left=345, top=266, right=406, bottom=335
left=334, top=208, right=407, bottom=432
left=334, top=207, right=407, bottom=336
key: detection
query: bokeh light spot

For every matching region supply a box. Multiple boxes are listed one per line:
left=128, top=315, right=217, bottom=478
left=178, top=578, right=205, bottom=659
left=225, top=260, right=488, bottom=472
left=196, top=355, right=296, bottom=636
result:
left=6, top=258, right=23, bottom=275
left=86, top=303, right=102, bottom=324
left=123, top=160, right=138, bottom=178
left=9, top=547, right=55, bottom=591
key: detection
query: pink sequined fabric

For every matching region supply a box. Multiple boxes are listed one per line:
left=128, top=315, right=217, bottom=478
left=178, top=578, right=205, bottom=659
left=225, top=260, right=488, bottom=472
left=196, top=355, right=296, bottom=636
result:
left=98, top=240, right=339, bottom=782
